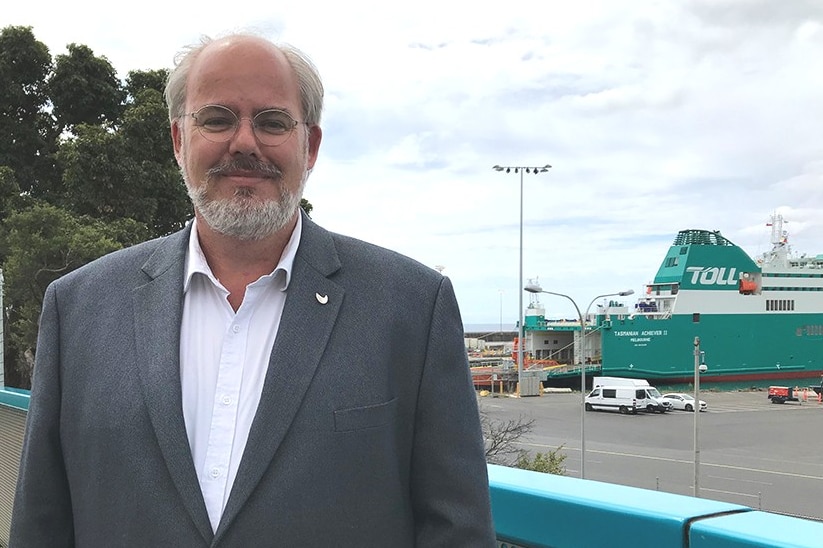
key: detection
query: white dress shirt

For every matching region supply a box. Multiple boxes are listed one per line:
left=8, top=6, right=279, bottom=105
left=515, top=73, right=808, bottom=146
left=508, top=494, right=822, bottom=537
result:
left=179, top=216, right=301, bottom=532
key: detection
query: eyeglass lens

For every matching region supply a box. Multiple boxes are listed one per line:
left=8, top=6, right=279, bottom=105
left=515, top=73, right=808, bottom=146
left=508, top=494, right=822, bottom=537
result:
left=192, top=105, right=298, bottom=146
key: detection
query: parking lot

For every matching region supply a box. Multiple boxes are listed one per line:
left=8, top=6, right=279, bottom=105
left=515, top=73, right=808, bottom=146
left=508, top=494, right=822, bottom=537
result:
left=480, top=389, right=823, bottom=520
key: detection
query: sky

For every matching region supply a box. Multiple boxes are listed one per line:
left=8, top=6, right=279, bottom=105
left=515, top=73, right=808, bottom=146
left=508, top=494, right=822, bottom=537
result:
left=6, top=0, right=823, bottom=328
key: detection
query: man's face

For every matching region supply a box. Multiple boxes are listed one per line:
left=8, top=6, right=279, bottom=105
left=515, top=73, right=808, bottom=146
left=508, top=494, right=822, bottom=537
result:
left=172, top=37, right=322, bottom=240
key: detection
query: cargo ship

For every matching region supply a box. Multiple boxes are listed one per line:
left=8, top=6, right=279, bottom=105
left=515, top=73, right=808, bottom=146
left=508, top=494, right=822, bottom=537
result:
left=531, top=214, right=823, bottom=388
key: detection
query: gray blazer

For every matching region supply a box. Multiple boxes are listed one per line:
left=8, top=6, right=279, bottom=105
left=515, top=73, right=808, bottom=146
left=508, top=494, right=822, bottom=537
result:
left=10, top=214, right=495, bottom=547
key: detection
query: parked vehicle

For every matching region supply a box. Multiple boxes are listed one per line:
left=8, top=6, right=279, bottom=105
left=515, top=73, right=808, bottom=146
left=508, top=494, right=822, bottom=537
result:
left=592, top=377, right=652, bottom=389
left=661, top=393, right=707, bottom=412
left=585, top=385, right=670, bottom=414
left=768, top=386, right=801, bottom=404
left=591, top=377, right=672, bottom=413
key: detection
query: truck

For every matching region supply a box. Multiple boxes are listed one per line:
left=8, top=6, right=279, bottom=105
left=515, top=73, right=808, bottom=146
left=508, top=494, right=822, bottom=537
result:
left=585, top=385, right=670, bottom=414
left=768, top=386, right=801, bottom=404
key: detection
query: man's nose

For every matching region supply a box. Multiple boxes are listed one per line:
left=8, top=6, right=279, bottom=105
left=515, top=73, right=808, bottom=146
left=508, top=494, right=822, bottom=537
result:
left=229, top=117, right=260, bottom=155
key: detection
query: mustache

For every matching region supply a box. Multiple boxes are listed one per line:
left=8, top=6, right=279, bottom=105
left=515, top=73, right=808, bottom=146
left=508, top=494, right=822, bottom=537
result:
left=206, top=158, right=283, bottom=179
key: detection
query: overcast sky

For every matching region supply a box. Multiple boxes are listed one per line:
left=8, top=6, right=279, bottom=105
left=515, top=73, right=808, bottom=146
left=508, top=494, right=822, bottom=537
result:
left=7, top=0, right=823, bottom=327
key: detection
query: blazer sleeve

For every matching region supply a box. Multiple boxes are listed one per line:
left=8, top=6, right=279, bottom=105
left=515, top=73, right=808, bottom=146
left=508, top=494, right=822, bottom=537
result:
left=410, top=276, right=496, bottom=547
left=10, top=283, right=76, bottom=547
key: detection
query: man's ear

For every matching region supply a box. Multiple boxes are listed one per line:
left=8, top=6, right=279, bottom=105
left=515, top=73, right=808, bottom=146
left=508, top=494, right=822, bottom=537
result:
left=171, top=118, right=184, bottom=168
left=305, top=125, right=323, bottom=170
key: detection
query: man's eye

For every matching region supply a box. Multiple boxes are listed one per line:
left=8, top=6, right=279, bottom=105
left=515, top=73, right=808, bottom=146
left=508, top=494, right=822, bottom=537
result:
left=255, top=113, right=293, bottom=134
left=200, top=117, right=235, bottom=131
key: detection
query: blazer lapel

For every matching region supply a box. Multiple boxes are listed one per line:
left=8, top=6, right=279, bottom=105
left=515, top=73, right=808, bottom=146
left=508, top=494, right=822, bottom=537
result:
left=132, top=226, right=213, bottom=543
left=215, top=215, right=343, bottom=541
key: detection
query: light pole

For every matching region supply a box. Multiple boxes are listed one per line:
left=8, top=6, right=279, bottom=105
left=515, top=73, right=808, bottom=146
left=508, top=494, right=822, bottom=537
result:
left=492, top=164, right=551, bottom=395
left=524, top=283, right=633, bottom=480
left=694, top=337, right=707, bottom=497
left=582, top=290, right=634, bottom=365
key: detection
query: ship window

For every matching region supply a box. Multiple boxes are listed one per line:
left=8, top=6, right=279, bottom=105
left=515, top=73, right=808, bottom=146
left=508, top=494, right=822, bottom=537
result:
left=665, top=257, right=679, bottom=267
left=692, top=313, right=700, bottom=323
left=680, top=247, right=688, bottom=255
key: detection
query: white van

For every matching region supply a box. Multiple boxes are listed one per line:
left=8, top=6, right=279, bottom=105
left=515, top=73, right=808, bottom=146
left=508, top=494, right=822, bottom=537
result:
left=585, top=385, right=670, bottom=414
left=591, top=377, right=671, bottom=413
left=593, top=377, right=651, bottom=389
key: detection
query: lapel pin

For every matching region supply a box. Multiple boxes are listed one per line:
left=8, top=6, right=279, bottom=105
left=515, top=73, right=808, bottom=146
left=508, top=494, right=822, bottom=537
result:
left=315, top=293, right=329, bottom=305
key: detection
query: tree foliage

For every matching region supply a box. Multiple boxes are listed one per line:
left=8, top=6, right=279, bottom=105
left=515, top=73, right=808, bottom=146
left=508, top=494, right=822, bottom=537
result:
left=0, top=26, right=186, bottom=386
left=3, top=205, right=150, bottom=382
left=0, top=26, right=58, bottom=197
left=516, top=448, right=567, bottom=475
left=49, top=43, right=125, bottom=130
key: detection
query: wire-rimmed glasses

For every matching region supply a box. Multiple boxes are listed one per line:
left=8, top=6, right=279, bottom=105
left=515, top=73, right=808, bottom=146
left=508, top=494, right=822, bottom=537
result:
left=188, top=104, right=301, bottom=147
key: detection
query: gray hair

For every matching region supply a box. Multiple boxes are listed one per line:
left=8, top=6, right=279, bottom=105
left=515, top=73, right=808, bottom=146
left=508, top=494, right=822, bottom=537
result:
left=164, top=33, right=324, bottom=126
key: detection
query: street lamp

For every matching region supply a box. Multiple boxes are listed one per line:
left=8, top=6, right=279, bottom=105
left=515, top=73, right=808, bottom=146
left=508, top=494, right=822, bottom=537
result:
left=492, top=164, right=551, bottom=395
left=524, top=283, right=633, bottom=480
left=694, top=337, right=707, bottom=497
left=582, top=290, right=634, bottom=365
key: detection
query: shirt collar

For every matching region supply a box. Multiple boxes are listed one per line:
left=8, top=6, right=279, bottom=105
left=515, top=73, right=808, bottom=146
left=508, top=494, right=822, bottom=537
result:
left=183, top=214, right=302, bottom=293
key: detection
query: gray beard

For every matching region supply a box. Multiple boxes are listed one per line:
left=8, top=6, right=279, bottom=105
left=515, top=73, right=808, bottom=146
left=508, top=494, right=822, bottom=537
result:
left=187, top=181, right=303, bottom=241
left=182, top=154, right=305, bottom=241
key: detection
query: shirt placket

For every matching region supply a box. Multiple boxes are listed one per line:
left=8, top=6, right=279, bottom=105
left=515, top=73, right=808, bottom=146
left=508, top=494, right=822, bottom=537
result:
left=200, top=309, right=249, bottom=530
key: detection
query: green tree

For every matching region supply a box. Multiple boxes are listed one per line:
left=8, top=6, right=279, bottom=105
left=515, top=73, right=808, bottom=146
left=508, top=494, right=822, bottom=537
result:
left=300, top=198, right=313, bottom=217
left=515, top=447, right=567, bottom=475
left=125, top=68, right=168, bottom=97
left=119, top=84, right=190, bottom=235
left=48, top=43, right=125, bottom=131
left=0, top=26, right=59, bottom=197
left=2, top=203, right=149, bottom=386
left=59, top=88, right=190, bottom=236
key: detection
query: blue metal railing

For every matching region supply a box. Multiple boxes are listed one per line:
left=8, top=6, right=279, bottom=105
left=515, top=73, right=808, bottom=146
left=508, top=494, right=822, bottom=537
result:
left=3, top=388, right=823, bottom=547
left=488, top=464, right=823, bottom=547
left=0, top=387, right=29, bottom=411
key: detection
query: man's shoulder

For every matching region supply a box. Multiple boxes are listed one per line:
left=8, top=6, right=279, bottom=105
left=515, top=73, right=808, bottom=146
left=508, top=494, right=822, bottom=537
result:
left=329, top=231, right=440, bottom=280
left=300, top=215, right=440, bottom=282
left=55, top=228, right=188, bottom=289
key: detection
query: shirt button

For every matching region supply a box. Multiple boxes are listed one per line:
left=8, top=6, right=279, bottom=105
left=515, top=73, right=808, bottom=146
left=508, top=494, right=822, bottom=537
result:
left=210, top=468, right=220, bottom=479
left=221, top=395, right=232, bottom=405
left=232, top=325, right=241, bottom=333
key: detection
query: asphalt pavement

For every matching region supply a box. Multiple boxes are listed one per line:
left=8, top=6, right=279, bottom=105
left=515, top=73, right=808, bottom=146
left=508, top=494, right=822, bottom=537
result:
left=479, top=389, right=823, bottom=521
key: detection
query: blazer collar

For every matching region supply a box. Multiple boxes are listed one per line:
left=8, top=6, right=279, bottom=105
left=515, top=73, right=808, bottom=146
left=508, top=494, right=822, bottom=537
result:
left=133, top=224, right=215, bottom=543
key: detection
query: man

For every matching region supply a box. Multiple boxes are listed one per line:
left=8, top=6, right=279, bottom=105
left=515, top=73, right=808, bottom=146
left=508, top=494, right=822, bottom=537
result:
left=11, top=33, right=495, bottom=546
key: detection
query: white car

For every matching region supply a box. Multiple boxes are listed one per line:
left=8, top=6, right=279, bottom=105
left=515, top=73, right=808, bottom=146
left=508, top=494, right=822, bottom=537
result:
left=661, top=393, right=707, bottom=412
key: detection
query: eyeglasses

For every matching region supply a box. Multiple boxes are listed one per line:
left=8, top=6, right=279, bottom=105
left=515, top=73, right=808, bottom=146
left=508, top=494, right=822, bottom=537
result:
left=188, top=104, right=301, bottom=147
